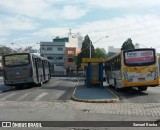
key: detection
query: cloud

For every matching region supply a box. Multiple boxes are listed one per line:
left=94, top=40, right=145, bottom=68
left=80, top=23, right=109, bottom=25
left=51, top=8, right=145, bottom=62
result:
left=0, top=15, right=39, bottom=32
left=32, top=27, right=69, bottom=39
left=29, top=14, right=160, bottom=52
left=72, top=14, right=160, bottom=52
left=0, top=0, right=50, bottom=19
left=86, top=0, right=160, bottom=8
left=60, top=6, right=88, bottom=20
left=0, top=0, right=88, bottom=20
left=1, top=1, right=160, bottom=53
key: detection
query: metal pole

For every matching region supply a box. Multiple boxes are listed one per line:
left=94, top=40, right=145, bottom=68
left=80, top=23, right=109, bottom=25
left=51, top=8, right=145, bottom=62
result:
left=90, top=40, right=91, bottom=58
left=89, top=36, right=109, bottom=58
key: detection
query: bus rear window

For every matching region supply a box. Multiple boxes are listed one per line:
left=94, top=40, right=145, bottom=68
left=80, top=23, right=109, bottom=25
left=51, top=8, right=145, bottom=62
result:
left=124, top=49, right=155, bottom=66
left=4, top=54, right=29, bottom=66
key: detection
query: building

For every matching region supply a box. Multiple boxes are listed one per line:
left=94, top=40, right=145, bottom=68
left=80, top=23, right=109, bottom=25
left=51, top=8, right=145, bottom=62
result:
left=66, top=33, right=83, bottom=48
left=40, top=41, right=65, bottom=75
left=65, top=47, right=77, bottom=75
left=108, top=46, right=121, bottom=57
left=40, top=35, right=82, bottom=76
left=135, top=43, right=140, bottom=49
left=25, top=46, right=39, bottom=53
left=53, top=37, right=68, bottom=43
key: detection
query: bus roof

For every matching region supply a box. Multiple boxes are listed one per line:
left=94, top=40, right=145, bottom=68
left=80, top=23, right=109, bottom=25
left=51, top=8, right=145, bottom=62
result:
left=123, top=48, right=155, bottom=53
left=106, top=53, right=120, bottom=62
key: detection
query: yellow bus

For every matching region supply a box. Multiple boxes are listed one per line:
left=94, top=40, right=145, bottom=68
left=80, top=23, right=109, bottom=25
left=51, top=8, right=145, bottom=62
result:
left=157, top=54, right=160, bottom=83
left=105, top=48, right=159, bottom=91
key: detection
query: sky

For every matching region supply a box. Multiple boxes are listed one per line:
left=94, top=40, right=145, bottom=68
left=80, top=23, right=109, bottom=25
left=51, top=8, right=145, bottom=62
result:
left=0, top=0, right=160, bottom=52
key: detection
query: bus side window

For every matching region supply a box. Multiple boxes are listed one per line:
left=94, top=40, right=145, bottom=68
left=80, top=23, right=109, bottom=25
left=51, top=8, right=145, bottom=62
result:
left=158, top=57, right=160, bottom=72
left=32, top=57, right=36, bottom=67
left=117, top=56, right=121, bottom=70
left=115, top=58, right=117, bottom=70
left=109, top=61, right=112, bottom=71
left=111, top=60, right=114, bottom=71
left=33, top=58, right=36, bottom=67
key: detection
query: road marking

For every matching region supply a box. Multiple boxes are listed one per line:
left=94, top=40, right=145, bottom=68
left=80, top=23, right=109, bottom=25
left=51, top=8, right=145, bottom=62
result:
left=0, top=93, right=16, bottom=101
left=33, top=93, right=48, bottom=101
left=16, top=93, right=29, bottom=101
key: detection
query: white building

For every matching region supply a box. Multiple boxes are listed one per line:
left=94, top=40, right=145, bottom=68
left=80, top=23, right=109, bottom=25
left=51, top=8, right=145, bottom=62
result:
left=135, top=43, right=140, bottom=49
left=40, top=42, right=65, bottom=75
left=108, top=46, right=121, bottom=57
left=66, top=33, right=83, bottom=48
left=108, top=46, right=121, bottom=53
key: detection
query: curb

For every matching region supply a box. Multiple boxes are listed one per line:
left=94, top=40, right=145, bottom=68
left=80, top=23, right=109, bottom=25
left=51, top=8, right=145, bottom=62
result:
left=71, top=80, right=119, bottom=103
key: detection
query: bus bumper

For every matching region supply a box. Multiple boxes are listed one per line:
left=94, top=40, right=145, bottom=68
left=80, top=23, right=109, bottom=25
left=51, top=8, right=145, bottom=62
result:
left=123, top=79, right=159, bottom=87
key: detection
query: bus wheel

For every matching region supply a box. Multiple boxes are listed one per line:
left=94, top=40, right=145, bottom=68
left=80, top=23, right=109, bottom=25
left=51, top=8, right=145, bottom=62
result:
left=38, top=81, right=43, bottom=87
left=138, top=86, right=147, bottom=91
left=15, top=85, right=22, bottom=89
left=116, top=87, right=121, bottom=92
left=107, top=78, right=109, bottom=84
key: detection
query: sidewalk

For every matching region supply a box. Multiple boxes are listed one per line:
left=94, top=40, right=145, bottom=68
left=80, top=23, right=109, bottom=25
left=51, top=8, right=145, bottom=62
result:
left=72, top=79, right=119, bottom=103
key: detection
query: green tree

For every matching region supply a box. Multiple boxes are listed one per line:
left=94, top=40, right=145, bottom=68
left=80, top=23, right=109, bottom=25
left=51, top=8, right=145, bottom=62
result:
left=81, top=35, right=95, bottom=58
left=74, top=53, right=82, bottom=70
left=0, top=46, right=11, bottom=56
left=95, top=48, right=108, bottom=59
left=75, top=35, right=95, bottom=69
left=121, top=38, right=135, bottom=51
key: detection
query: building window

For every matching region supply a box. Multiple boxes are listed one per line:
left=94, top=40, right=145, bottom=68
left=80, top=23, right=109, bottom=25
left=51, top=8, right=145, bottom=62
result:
left=47, top=56, right=53, bottom=60
left=57, top=47, right=63, bottom=51
left=68, top=50, right=74, bottom=55
left=57, top=57, right=63, bottom=60
left=47, top=47, right=53, bottom=51
left=42, top=47, right=45, bottom=50
left=68, top=58, right=73, bottom=62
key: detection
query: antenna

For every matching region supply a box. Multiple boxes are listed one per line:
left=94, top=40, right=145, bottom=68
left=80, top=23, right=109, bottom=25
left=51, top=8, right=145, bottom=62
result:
left=69, top=28, right=72, bottom=36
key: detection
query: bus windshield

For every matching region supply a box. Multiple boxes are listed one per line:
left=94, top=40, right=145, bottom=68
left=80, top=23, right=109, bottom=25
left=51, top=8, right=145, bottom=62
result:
left=124, top=49, right=155, bottom=66
left=4, top=54, right=29, bottom=66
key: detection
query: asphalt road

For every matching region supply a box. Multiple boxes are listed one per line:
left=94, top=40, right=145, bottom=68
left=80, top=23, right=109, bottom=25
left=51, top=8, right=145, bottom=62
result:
left=0, top=77, right=77, bottom=101
left=1, top=77, right=160, bottom=103
left=106, top=85, right=160, bottom=103
left=0, top=77, right=160, bottom=130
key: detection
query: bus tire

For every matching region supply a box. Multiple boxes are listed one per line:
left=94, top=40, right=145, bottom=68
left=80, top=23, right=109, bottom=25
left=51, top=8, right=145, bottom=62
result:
left=15, top=85, right=22, bottom=89
left=38, top=81, right=43, bottom=87
left=116, top=87, right=121, bottom=92
left=107, top=78, right=109, bottom=84
left=138, top=86, right=147, bottom=91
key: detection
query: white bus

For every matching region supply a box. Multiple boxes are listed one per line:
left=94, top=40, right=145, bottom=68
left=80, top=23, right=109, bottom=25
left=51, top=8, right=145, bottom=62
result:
left=2, top=53, right=51, bottom=88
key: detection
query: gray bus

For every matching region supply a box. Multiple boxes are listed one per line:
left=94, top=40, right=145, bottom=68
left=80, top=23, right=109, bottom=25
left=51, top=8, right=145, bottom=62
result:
left=2, top=53, right=51, bottom=88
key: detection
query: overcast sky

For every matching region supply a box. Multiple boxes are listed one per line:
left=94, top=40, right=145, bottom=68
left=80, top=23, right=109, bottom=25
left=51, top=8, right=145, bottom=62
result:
left=0, top=0, right=160, bottom=52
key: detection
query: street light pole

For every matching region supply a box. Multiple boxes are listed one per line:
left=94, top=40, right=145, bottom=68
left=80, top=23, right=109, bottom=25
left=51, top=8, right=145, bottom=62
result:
left=89, top=36, right=109, bottom=58
left=90, top=40, right=92, bottom=58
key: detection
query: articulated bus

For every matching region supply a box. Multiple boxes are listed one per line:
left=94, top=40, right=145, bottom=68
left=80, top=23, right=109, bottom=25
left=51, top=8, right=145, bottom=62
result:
left=2, top=53, right=51, bottom=88
left=105, top=48, right=159, bottom=91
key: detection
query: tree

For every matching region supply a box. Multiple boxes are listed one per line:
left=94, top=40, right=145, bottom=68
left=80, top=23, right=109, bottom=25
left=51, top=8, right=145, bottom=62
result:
left=0, top=46, right=11, bottom=56
left=121, top=38, right=135, bottom=51
left=75, top=35, right=95, bottom=70
left=81, top=35, right=95, bottom=58
left=95, top=48, right=108, bottom=59
left=74, top=53, right=82, bottom=70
